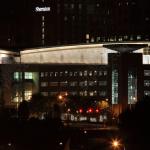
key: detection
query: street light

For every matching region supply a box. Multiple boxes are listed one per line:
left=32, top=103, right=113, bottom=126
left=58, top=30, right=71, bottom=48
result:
left=112, top=140, right=119, bottom=148
left=111, top=139, right=126, bottom=150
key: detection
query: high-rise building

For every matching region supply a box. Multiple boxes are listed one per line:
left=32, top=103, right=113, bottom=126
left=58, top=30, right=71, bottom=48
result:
left=0, top=0, right=150, bottom=48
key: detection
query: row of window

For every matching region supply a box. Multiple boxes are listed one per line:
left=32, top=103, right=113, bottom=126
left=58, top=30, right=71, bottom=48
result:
left=40, top=70, right=107, bottom=78
left=13, top=90, right=32, bottom=102
left=58, top=1, right=136, bottom=10
left=14, top=72, right=33, bottom=80
left=41, top=91, right=106, bottom=97
left=41, top=81, right=107, bottom=87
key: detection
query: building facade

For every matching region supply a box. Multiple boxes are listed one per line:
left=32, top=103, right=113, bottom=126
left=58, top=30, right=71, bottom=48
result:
left=0, top=43, right=150, bottom=115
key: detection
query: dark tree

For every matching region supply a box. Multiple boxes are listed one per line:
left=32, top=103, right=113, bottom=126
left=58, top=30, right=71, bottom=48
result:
left=119, top=96, right=150, bottom=150
left=18, top=100, right=29, bottom=120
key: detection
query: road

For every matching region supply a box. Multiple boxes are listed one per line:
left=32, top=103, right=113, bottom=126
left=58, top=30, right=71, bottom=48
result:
left=62, top=122, right=120, bottom=150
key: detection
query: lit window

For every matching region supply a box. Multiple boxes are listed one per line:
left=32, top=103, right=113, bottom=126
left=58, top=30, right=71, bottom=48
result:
left=144, top=91, right=150, bottom=96
left=24, top=90, right=32, bottom=101
left=79, top=71, right=83, bottom=76
left=42, top=28, right=45, bottom=33
left=89, top=71, right=93, bottom=76
left=79, top=91, right=87, bottom=96
left=86, top=34, right=90, bottom=40
left=14, top=72, right=21, bottom=80
left=124, top=35, right=128, bottom=40
left=89, top=91, right=97, bottom=96
left=84, top=91, right=88, bottom=96
left=42, top=16, right=45, bottom=21
left=42, top=22, right=45, bottom=27
left=144, top=80, right=150, bottom=87
left=24, top=72, right=33, bottom=79
left=49, top=72, right=53, bottom=77
left=137, top=35, right=141, bottom=40
left=91, top=37, right=94, bottom=43
left=41, top=82, right=48, bottom=87
left=42, top=34, right=45, bottom=40
left=144, top=70, right=150, bottom=76
left=84, top=71, right=88, bottom=76
left=79, top=91, right=84, bottom=96
left=118, top=37, right=123, bottom=41
left=89, top=91, right=94, bottom=96
left=54, top=72, right=58, bottom=77
left=40, top=72, right=44, bottom=77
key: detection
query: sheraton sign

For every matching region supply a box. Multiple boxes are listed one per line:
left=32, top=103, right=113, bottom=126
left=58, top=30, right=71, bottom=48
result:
left=35, top=7, right=50, bottom=12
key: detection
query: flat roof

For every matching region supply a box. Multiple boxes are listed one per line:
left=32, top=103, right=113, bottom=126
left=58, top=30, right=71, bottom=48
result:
left=20, top=42, right=150, bottom=54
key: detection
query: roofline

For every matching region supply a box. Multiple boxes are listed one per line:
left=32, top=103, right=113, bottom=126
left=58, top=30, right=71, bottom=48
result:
left=20, top=41, right=150, bottom=55
left=0, top=50, right=19, bottom=56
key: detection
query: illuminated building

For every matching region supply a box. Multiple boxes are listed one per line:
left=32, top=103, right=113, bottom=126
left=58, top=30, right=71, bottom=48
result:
left=0, top=0, right=150, bottom=115
left=0, top=43, right=150, bottom=115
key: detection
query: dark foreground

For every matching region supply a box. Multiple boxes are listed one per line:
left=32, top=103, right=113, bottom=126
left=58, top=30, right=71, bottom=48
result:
left=0, top=118, right=119, bottom=150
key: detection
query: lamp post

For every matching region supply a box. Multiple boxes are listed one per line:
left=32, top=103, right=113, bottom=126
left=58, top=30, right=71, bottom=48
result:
left=57, top=92, right=68, bottom=117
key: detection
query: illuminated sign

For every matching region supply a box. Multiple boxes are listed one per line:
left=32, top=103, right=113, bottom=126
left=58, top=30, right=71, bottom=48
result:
left=35, top=7, right=50, bottom=12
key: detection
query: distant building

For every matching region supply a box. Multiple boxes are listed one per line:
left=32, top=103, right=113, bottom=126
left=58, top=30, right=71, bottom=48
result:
left=0, top=43, right=150, bottom=115
left=0, top=0, right=150, bottom=48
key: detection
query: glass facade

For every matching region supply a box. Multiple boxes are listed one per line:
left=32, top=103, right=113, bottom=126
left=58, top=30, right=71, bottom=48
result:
left=128, top=70, right=137, bottom=104
left=112, top=69, right=118, bottom=104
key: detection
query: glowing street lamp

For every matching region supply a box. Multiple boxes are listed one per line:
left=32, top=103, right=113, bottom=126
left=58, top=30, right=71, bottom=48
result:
left=58, top=95, right=63, bottom=100
left=111, top=139, right=126, bottom=150
left=111, top=139, right=120, bottom=150
left=112, top=140, right=119, bottom=147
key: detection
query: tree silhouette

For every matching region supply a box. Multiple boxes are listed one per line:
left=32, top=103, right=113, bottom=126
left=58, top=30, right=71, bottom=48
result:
left=119, top=96, right=150, bottom=150
left=18, top=100, right=29, bottom=120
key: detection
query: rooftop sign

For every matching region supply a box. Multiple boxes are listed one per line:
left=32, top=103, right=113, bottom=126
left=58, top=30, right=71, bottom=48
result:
left=35, top=7, right=50, bottom=12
